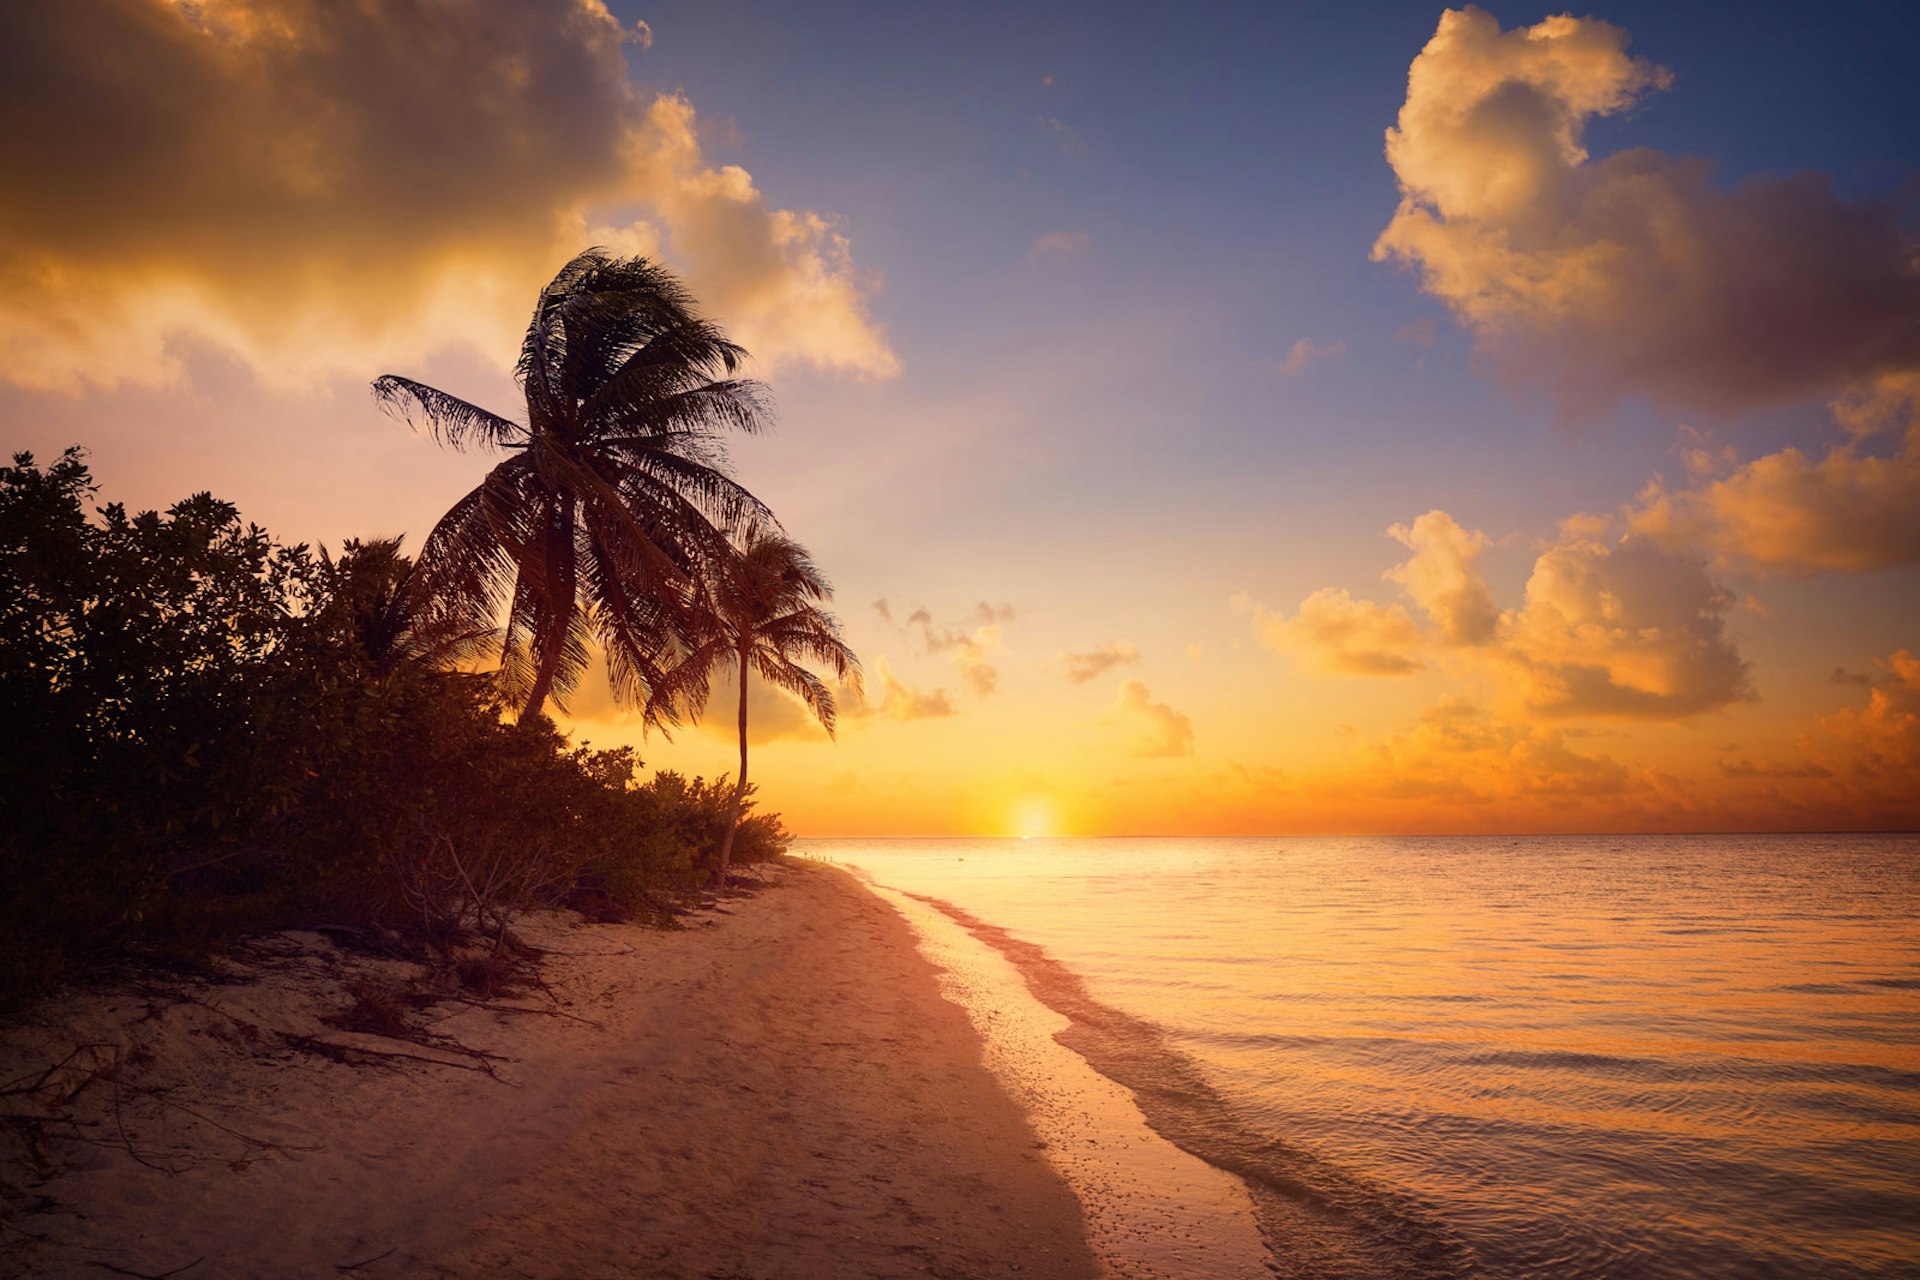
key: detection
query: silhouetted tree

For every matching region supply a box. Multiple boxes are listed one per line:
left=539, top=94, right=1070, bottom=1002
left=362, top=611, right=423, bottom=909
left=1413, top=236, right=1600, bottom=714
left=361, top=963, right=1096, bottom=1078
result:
left=311, top=537, right=495, bottom=679
left=652, top=530, right=859, bottom=887
left=374, top=250, right=771, bottom=722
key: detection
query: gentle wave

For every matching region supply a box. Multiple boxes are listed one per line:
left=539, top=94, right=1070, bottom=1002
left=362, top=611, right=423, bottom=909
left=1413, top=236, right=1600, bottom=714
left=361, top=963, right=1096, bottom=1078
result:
left=821, top=834, right=1920, bottom=1279
left=906, top=891, right=1480, bottom=1279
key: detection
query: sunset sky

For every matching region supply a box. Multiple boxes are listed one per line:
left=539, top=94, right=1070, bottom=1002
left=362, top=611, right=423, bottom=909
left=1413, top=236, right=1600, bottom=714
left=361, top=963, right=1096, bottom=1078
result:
left=4, top=0, right=1917, bottom=835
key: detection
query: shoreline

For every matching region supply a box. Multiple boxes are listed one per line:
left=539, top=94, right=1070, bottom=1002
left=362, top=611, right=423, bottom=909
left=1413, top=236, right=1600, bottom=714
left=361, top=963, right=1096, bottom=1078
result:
left=857, top=873, right=1273, bottom=1279
left=1, top=861, right=1099, bottom=1279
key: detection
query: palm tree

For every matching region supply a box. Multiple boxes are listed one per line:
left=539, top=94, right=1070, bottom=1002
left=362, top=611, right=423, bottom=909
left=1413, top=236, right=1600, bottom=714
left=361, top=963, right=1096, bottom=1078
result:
left=314, top=537, right=497, bottom=679
left=652, top=529, right=861, bottom=888
left=373, top=250, right=771, bottom=722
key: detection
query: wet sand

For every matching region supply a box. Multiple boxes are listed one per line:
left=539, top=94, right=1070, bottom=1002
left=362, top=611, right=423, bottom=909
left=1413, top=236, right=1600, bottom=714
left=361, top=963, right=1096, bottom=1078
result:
left=1, top=861, right=1098, bottom=1279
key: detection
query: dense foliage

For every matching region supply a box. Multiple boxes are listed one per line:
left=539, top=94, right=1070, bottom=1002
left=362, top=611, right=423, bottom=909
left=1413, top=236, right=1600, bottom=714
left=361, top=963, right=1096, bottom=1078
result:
left=0, top=449, right=788, bottom=1001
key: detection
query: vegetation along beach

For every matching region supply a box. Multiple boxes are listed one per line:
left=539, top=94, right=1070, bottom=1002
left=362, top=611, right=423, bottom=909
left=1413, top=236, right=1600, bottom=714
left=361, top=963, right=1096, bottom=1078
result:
left=2, top=2, right=1917, bottom=1277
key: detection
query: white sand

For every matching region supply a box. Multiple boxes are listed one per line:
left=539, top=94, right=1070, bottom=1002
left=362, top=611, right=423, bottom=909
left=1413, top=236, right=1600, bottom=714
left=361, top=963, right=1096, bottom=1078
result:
left=1, top=862, right=1099, bottom=1279
left=862, top=877, right=1271, bottom=1279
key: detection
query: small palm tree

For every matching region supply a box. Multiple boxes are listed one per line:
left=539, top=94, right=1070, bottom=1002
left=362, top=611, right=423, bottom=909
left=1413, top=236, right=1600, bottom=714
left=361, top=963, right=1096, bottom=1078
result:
left=653, top=530, right=860, bottom=888
left=313, top=537, right=496, bottom=679
left=373, top=250, right=771, bottom=722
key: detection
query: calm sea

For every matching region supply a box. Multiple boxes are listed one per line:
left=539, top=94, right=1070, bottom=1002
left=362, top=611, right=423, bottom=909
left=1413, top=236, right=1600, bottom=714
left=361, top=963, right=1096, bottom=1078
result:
left=806, top=834, right=1920, bottom=1280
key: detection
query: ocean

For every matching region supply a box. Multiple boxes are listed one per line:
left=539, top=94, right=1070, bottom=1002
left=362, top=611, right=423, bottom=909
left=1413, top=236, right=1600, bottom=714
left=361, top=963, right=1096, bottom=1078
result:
left=806, top=834, right=1920, bottom=1280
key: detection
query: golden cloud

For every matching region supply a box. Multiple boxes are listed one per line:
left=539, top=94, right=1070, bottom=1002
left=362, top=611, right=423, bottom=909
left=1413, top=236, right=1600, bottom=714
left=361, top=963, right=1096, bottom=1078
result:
left=688, top=668, right=834, bottom=746
left=613, top=95, right=899, bottom=380
left=1253, top=507, right=1753, bottom=720
left=841, top=657, right=955, bottom=724
left=1352, top=698, right=1639, bottom=805
left=906, top=608, right=1006, bottom=697
left=1386, top=509, right=1497, bottom=644
left=1112, top=680, right=1195, bottom=758
left=1502, top=533, right=1752, bottom=719
left=1373, top=7, right=1920, bottom=415
left=1241, top=587, right=1425, bottom=676
left=1817, top=650, right=1920, bottom=784
left=1055, top=642, right=1141, bottom=684
left=1628, top=375, right=1920, bottom=574
left=0, top=0, right=896, bottom=390
left=559, top=645, right=829, bottom=745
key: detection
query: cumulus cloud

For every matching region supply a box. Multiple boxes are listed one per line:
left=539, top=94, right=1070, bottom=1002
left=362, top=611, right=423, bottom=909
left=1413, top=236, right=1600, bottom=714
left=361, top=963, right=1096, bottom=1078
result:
left=1372, top=6, right=1920, bottom=415
left=615, top=94, right=899, bottom=379
left=1386, top=510, right=1498, bottom=644
left=1240, top=587, right=1425, bottom=676
left=1248, top=507, right=1755, bottom=720
left=1817, top=650, right=1920, bottom=782
left=1503, top=533, right=1752, bottom=719
left=1628, top=375, right=1920, bottom=574
left=0, top=0, right=896, bottom=390
left=1276, top=338, right=1347, bottom=377
left=1056, top=642, right=1140, bottom=684
left=1112, top=680, right=1195, bottom=758
left=841, top=657, right=955, bottom=724
left=1353, top=698, right=1638, bottom=804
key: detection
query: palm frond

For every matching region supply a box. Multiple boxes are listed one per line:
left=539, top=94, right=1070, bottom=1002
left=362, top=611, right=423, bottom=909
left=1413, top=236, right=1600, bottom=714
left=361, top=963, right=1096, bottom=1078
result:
left=383, top=247, right=784, bottom=721
left=372, top=376, right=527, bottom=452
left=753, top=655, right=840, bottom=738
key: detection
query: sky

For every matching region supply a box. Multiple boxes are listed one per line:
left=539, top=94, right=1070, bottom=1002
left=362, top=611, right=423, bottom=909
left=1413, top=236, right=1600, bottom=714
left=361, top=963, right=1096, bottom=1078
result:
left=3, top=0, right=1917, bottom=835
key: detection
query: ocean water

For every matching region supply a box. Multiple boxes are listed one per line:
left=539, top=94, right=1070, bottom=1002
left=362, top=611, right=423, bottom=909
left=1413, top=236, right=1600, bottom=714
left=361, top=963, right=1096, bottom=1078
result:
left=807, top=834, right=1920, bottom=1280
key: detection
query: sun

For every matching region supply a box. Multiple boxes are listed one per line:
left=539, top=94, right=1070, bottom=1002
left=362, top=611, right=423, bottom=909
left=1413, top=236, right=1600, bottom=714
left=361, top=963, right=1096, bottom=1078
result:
left=1009, top=795, right=1059, bottom=840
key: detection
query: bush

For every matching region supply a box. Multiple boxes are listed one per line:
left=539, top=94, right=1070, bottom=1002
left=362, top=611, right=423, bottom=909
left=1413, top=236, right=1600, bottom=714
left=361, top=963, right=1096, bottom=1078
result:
left=0, top=449, right=790, bottom=1004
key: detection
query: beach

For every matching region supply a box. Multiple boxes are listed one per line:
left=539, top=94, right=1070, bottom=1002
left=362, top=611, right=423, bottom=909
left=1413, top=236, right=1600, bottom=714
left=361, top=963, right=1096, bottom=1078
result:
left=1, top=862, right=1100, bottom=1279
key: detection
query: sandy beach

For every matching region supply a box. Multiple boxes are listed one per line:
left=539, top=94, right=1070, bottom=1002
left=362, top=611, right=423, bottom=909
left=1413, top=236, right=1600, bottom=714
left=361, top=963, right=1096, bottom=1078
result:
left=1, top=861, right=1099, bottom=1279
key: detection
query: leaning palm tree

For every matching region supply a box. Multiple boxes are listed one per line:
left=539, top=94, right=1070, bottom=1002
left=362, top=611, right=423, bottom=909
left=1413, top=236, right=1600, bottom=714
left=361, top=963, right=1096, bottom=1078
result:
left=651, top=529, right=861, bottom=888
left=373, top=250, right=771, bottom=722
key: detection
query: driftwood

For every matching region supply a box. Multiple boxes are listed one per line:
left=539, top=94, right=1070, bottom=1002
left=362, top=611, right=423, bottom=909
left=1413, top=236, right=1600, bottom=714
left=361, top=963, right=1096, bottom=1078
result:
left=87, top=1257, right=204, bottom=1279
left=282, top=1033, right=510, bottom=1083
left=334, top=1245, right=398, bottom=1271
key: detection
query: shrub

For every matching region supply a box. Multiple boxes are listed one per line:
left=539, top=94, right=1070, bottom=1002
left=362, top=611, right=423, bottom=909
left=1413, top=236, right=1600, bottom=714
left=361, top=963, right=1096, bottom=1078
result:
left=0, top=449, right=792, bottom=1004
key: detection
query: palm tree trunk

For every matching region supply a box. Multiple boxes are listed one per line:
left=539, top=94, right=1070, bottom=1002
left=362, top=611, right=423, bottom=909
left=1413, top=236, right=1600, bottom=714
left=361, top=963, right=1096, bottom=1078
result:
left=520, top=501, right=574, bottom=722
left=713, top=650, right=750, bottom=889
left=522, top=634, right=564, bottom=722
